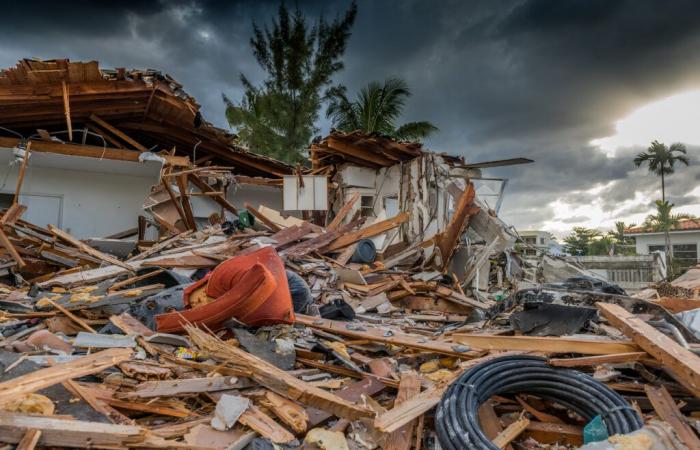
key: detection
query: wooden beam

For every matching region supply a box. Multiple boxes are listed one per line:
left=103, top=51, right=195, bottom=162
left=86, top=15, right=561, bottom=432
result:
left=325, top=211, right=409, bottom=252
left=0, top=349, right=132, bottom=405
left=160, top=179, right=189, bottom=230
left=326, top=136, right=395, bottom=167
left=0, top=137, right=140, bottom=162
left=188, top=173, right=239, bottom=215
left=47, top=224, right=134, bottom=272
left=385, top=372, right=421, bottom=450
left=452, top=334, right=640, bottom=355
left=0, top=226, right=25, bottom=268
left=46, top=299, right=95, bottom=333
left=434, top=182, right=479, bottom=270
left=597, top=302, right=700, bottom=397
left=328, top=192, right=360, bottom=230
left=61, top=80, right=72, bottom=141
left=175, top=175, right=197, bottom=231
left=548, top=352, right=649, bottom=368
left=89, top=114, right=148, bottom=152
left=13, top=141, right=31, bottom=206
left=644, top=384, right=700, bottom=449
left=15, top=429, right=41, bottom=450
left=296, top=314, right=482, bottom=358
left=86, top=123, right=125, bottom=149
left=493, top=417, right=530, bottom=449
left=0, top=412, right=149, bottom=449
left=244, top=202, right=281, bottom=232
left=187, top=326, right=372, bottom=422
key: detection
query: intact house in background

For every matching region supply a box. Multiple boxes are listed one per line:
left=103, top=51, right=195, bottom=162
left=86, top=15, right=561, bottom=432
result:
left=626, top=219, right=700, bottom=271
left=0, top=58, right=292, bottom=240
left=516, top=230, right=561, bottom=259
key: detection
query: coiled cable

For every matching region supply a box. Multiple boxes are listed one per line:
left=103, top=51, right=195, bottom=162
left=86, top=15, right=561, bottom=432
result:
left=436, top=355, right=643, bottom=450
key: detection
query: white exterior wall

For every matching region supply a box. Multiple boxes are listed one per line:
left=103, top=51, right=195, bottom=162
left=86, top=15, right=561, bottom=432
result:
left=189, top=183, right=284, bottom=222
left=335, top=155, right=458, bottom=251
left=632, top=231, right=700, bottom=261
left=0, top=149, right=161, bottom=238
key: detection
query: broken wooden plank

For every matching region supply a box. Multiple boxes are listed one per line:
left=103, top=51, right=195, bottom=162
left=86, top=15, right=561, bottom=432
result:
left=61, top=80, right=72, bottom=141
left=45, top=298, right=95, bottom=333
left=385, top=372, right=421, bottom=450
left=47, top=225, right=133, bottom=271
left=0, top=226, right=25, bottom=268
left=13, top=141, right=31, bottom=206
left=493, top=417, right=530, bottom=449
left=0, top=349, right=132, bottom=405
left=90, top=113, right=147, bottom=152
left=597, top=302, right=700, bottom=397
left=160, top=179, right=190, bottom=231
left=325, top=212, right=410, bottom=252
left=522, top=421, right=583, bottom=446
left=644, top=384, right=700, bottom=449
left=433, top=181, right=479, bottom=270
left=306, top=377, right=386, bottom=427
left=0, top=412, right=146, bottom=449
left=127, top=376, right=249, bottom=398
left=188, top=173, right=239, bottom=215
left=15, top=429, right=41, bottom=450
left=328, top=192, right=360, bottom=230
left=244, top=202, right=281, bottom=232
left=187, top=326, right=373, bottom=422
left=297, top=314, right=482, bottom=358
left=256, top=390, right=308, bottom=434
left=451, top=334, right=640, bottom=355
left=548, top=352, right=649, bottom=367
left=175, top=174, right=197, bottom=231
left=238, top=404, right=295, bottom=444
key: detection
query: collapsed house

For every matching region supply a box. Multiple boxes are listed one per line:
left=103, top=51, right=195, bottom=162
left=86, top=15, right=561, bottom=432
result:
left=0, top=58, right=292, bottom=239
left=0, top=58, right=698, bottom=450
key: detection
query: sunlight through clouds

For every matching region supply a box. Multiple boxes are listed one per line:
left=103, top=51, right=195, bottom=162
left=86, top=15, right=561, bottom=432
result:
left=591, top=90, right=700, bottom=157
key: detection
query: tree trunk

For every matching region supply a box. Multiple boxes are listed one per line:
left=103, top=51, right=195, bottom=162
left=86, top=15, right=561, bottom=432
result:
left=661, top=172, right=674, bottom=276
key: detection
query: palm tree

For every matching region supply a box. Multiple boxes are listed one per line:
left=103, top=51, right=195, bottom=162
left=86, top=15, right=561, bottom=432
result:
left=633, top=140, right=689, bottom=202
left=642, top=200, right=693, bottom=232
left=643, top=200, right=694, bottom=266
left=607, top=221, right=635, bottom=255
left=325, top=78, right=437, bottom=141
left=634, top=140, right=689, bottom=265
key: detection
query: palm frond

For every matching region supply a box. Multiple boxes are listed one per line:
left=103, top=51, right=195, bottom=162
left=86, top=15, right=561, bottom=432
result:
left=393, top=121, right=438, bottom=141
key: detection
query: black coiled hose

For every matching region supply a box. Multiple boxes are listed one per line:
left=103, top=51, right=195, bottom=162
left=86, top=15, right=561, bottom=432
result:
left=435, top=355, right=643, bottom=450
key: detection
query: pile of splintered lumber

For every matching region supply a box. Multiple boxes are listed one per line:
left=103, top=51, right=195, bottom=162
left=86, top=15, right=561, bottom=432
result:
left=0, top=197, right=697, bottom=448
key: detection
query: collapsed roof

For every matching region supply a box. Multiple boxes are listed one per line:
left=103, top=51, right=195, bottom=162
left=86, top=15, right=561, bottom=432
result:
left=0, top=58, right=293, bottom=178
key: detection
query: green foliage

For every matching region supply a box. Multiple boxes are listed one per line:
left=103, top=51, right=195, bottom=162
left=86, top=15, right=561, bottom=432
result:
left=606, top=221, right=636, bottom=255
left=224, top=2, right=358, bottom=164
left=325, top=78, right=438, bottom=141
left=642, top=200, right=693, bottom=231
left=634, top=140, right=689, bottom=201
left=588, top=235, right=614, bottom=256
left=563, top=227, right=601, bottom=256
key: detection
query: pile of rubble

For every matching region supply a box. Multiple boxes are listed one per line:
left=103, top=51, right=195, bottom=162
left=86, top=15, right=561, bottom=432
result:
left=0, top=175, right=696, bottom=450
left=0, top=58, right=697, bottom=450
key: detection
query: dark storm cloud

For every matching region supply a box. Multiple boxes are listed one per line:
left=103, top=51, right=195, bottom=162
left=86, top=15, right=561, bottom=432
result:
left=1, top=0, right=700, bottom=231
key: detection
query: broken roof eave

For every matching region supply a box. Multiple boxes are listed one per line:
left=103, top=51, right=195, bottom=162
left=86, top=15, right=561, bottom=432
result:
left=0, top=58, right=294, bottom=178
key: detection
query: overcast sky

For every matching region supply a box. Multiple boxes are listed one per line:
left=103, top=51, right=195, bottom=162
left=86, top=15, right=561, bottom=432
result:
left=2, top=0, right=700, bottom=237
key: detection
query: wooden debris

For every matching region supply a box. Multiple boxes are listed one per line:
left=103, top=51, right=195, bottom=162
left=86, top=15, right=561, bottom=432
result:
left=597, top=302, right=700, bottom=397
left=0, top=349, right=132, bottom=406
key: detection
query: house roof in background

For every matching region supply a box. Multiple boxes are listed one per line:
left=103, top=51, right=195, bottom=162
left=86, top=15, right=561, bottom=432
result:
left=0, top=58, right=293, bottom=177
left=626, top=218, right=700, bottom=235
